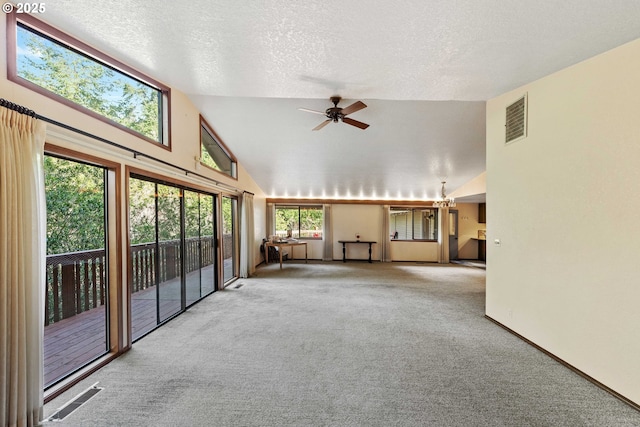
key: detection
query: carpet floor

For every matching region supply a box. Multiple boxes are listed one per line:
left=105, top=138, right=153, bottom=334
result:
left=43, top=261, right=640, bottom=426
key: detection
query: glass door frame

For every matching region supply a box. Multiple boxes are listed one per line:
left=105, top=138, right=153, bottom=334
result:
left=220, top=194, right=239, bottom=287
left=127, top=169, right=220, bottom=343
left=43, top=144, right=124, bottom=394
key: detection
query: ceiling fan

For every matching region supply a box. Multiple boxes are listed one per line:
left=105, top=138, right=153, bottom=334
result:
left=299, top=96, right=369, bottom=131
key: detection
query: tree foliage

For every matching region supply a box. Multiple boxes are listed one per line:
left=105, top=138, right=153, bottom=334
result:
left=17, top=25, right=160, bottom=141
left=45, top=157, right=105, bottom=255
left=221, top=196, right=234, bottom=235
left=129, top=178, right=220, bottom=246
left=45, top=169, right=225, bottom=256
left=275, top=206, right=323, bottom=238
left=25, top=25, right=232, bottom=254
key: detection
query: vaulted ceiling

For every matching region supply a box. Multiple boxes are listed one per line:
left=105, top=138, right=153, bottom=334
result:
left=40, top=1, right=640, bottom=201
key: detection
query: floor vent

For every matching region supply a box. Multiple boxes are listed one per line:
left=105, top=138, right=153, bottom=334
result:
left=234, top=283, right=244, bottom=289
left=46, top=383, right=103, bottom=422
left=505, top=93, right=527, bottom=144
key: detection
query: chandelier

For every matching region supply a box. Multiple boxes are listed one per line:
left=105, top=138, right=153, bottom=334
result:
left=432, top=181, right=456, bottom=208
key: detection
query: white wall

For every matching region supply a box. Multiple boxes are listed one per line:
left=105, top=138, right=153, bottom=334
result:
left=486, top=38, right=640, bottom=405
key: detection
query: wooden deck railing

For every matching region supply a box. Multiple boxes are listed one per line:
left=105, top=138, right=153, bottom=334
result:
left=46, top=249, right=106, bottom=326
left=46, top=235, right=228, bottom=326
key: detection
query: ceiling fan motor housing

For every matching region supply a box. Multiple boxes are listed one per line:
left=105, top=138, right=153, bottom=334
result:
left=327, top=96, right=343, bottom=122
left=326, top=107, right=344, bottom=122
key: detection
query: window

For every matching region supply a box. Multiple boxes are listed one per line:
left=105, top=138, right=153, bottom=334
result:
left=275, top=205, right=323, bottom=239
left=200, top=116, right=237, bottom=178
left=9, top=14, right=169, bottom=145
left=390, top=207, right=438, bottom=241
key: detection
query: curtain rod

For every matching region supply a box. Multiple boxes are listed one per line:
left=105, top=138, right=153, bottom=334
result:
left=0, top=98, right=242, bottom=194
left=0, top=97, right=37, bottom=117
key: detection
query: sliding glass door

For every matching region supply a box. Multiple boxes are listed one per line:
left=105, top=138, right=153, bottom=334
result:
left=200, top=195, right=216, bottom=296
left=129, top=179, right=158, bottom=339
left=185, top=191, right=216, bottom=305
left=222, top=196, right=237, bottom=284
left=44, top=155, right=109, bottom=387
left=129, top=177, right=217, bottom=341
left=157, top=184, right=182, bottom=322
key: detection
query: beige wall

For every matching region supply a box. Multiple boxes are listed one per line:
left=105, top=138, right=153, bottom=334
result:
left=390, top=241, right=438, bottom=262
left=332, top=204, right=383, bottom=260
left=1, top=14, right=267, bottom=269
left=486, top=38, right=640, bottom=405
left=331, top=204, right=471, bottom=263
left=449, top=172, right=486, bottom=200
left=455, top=203, right=483, bottom=260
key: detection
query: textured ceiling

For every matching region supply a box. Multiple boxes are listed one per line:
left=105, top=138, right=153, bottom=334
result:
left=37, top=1, right=640, bottom=200
left=190, top=96, right=486, bottom=200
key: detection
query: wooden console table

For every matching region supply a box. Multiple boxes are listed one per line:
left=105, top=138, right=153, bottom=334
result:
left=338, top=240, right=376, bottom=263
left=265, top=241, right=308, bottom=269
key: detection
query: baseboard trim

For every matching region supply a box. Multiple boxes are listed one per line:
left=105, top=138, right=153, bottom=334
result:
left=484, top=315, right=640, bottom=413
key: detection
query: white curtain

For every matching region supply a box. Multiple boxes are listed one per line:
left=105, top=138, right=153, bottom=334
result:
left=239, top=192, right=255, bottom=278
left=322, top=204, right=333, bottom=261
left=381, top=205, right=391, bottom=262
left=266, top=203, right=275, bottom=238
left=0, top=105, right=46, bottom=427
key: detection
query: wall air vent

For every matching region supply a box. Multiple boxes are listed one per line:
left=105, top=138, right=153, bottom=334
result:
left=505, top=93, right=527, bottom=144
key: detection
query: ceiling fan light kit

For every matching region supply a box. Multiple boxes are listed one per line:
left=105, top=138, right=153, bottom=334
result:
left=299, top=96, right=370, bottom=131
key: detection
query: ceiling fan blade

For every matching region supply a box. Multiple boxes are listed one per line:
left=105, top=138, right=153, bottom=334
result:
left=299, top=107, right=326, bottom=115
left=342, top=117, right=369, bottom=130
left=312, top=119, right=331, bottom=131
left=340, top=101, right=367, bottom=116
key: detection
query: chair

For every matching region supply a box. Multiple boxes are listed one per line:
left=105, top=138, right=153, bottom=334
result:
left=261, top=239, right=287, bottom=263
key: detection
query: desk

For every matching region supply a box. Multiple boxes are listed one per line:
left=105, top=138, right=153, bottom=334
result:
left=265, top=241, right=308, bottom=269
left=471, top=238, right=486, bottom=261
left=338, top=240, right=376, bottom=263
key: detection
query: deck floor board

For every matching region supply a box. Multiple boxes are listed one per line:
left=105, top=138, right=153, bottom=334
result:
left=44, top=261, right=229, bottom=387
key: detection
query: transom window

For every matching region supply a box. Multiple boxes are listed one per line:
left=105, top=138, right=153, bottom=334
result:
left=200, top=117, right=237, bottom=179
left=390, top=207, right=438, bottom=241
left=275, top=205, right=323, bottom=239
left=9, top=14, right=169, bottom=146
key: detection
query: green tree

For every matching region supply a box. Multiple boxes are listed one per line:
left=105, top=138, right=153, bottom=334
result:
left=17, top=26, right=160, bottom=141
left=222, top=197, right=234, bottom=235
left=185, top=192, right=215, bottom=239
left=156, top=184, right=181, bottom=241
left=129, top=180, right=217, bottom=245
left=128, top=178, right=157, bottom=245
left=275, top=206, right=323, bottom=238
left=44, top=157, right=105, bottom=254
